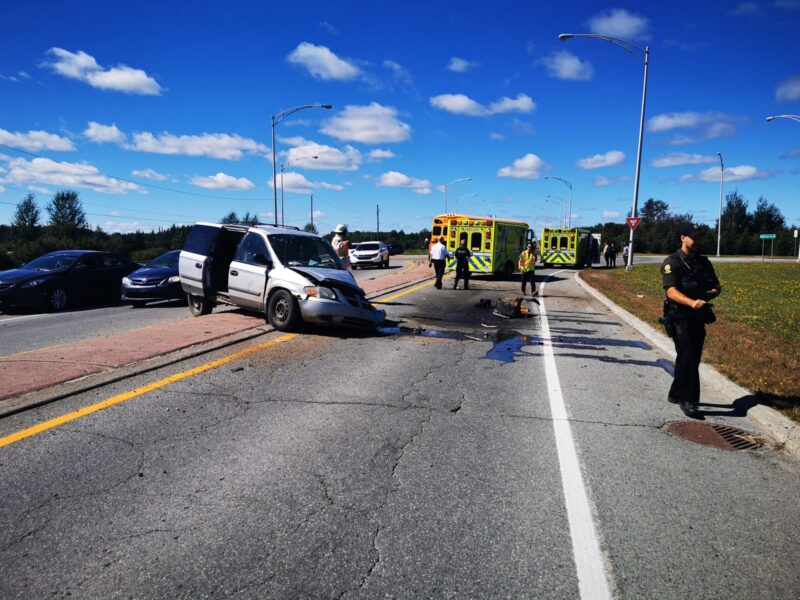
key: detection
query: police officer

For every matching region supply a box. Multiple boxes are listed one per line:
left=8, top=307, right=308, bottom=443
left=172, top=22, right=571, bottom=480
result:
left=453, top=239, right=472, bottom=290
left=661, top=224, right=721, bottom=418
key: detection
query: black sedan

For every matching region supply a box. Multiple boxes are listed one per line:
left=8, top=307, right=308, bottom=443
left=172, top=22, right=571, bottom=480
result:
left=0, top=250, right=138, bottom=312
left=121, top=250, right=184, bottom=307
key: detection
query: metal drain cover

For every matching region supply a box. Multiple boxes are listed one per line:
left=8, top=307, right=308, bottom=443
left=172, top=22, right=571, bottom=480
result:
left=667, top=421, right=763, bottom=451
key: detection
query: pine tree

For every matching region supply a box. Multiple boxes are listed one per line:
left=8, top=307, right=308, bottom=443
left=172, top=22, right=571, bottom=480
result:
left=12, top=193, right=40, bottom=240
left=46, top=190, right=87, bottom=236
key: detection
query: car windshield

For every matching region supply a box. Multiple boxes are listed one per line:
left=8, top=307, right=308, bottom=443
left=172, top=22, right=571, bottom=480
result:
left=148, top=251, right=179, bottom=269
left=358, top=243, right=380, bottom=251
left=24, top=254, right=78, bottom=271
left=268, top=234, right=342, bottom=269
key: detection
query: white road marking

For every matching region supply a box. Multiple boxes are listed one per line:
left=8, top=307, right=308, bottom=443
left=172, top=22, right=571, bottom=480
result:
left=540, top=271, right=613, bottom=600
left=0, top=313, right=54, bottom=324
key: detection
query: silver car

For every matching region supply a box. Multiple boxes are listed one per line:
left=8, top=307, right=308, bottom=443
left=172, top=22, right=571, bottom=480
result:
left=178, top=223, right=385, bottom=330
left=350, top=241, right=390, bottom=269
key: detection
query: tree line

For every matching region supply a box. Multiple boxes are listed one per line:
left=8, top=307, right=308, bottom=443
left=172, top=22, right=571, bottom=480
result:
left=585, top=191, right=797, bottom=256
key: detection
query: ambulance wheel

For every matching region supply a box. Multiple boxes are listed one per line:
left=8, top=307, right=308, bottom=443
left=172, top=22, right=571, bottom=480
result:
left=268, top=289, right=301, bottom=331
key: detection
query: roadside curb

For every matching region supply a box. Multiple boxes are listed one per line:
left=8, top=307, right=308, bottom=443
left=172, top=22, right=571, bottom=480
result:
left=0, top=326, right=271, bottom=419
left=575, top=271, right=800, bottom=458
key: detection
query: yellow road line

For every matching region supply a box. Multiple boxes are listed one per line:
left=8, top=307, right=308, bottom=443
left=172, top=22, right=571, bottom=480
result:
left=0, top=333, right=297, bottom=449
left=373, top=279, right=436, bottom=304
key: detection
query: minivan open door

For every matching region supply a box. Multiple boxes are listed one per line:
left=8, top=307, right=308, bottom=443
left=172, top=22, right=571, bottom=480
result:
left=179, top=223, right=223, bottom=297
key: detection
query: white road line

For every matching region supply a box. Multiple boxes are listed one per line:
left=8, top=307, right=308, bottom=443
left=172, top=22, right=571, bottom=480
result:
left=540, top=271, right=612, bottom=600
left=0, top=313, right=54, bottom=324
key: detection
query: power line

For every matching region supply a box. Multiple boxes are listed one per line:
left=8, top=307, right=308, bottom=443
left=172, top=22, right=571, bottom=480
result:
left=0, top=143, right=271, bottom=203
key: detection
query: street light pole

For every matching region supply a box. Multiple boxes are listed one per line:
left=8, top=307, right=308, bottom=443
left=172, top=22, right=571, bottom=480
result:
left=280, top=155, right=318, bottom=226
left=560, top=33, right=649, bottom=271
left=716, top=152, right=724, bottom=257
left=443, top=177, right=472, bottom=213
left=271, top=103, right=332, bottom=226
left=545, top=176, right=573, bottom=228
left=547, top=195, right=565, bottom=227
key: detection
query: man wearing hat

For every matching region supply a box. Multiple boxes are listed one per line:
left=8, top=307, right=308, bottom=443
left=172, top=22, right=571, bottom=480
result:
left=661, top=224, right=722, bottom=418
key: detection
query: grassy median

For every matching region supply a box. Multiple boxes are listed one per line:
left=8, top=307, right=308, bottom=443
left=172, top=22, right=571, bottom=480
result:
left=581, top=262, right=800, bottom=423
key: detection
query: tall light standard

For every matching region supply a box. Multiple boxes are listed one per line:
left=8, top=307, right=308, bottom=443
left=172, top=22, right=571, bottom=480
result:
left=765, top=115, right=800, bottom=262
left=443, top=177, right=471, bottom=213
left=280, top=155, right=318, bottom=226
left=560, top=32, right=649, bottom=271
left=456, top=192, right=478, bottom=214
left=545, top=176, right=573, bottom=227
left=547, top=195, right=565, bottom=227
left=271, top=103, right=332, bottom=225
left=716, top=152, right=724, bottom=257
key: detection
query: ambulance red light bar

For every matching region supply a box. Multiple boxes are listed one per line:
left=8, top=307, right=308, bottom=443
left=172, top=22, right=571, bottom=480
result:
left=484, top=220, right=493, bottom=226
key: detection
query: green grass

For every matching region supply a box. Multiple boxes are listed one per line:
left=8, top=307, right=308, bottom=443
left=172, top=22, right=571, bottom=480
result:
left=608, top=263, right=800, bottom=348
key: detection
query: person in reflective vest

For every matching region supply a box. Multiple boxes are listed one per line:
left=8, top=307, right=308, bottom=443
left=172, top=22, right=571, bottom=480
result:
left=518, top=241, right=537, bottom=296
left=331, top=224, right=351, bottom=269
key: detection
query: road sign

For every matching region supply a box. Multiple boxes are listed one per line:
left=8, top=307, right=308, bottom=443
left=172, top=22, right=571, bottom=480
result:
left=626, top=217, right=641, bottom=230
left=760, top=233, right=776, bottom=239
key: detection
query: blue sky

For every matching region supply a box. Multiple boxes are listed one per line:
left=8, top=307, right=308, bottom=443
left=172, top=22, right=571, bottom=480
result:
left=1, top=0, right=799, bottom=236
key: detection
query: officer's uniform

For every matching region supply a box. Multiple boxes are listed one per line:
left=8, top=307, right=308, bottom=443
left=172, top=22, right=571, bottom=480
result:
left=661, top=249, right=720, bottom=409
left=453, top=245, right=472, bottom=289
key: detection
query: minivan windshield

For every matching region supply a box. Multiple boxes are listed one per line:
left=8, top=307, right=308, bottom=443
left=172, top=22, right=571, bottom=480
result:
left=24, top=254, right=78, bottom=271
left=268, top=235, right=342, bottom=269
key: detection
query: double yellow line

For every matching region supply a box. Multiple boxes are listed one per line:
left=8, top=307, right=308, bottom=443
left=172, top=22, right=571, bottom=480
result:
left=0, top=334, right=296, bottom=449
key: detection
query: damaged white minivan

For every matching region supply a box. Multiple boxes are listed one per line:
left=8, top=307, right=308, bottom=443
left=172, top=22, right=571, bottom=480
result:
left=178, top=223, right=385, bottom=330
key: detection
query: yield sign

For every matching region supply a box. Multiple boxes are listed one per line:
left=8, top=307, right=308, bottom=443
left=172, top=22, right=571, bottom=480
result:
left=626, top=217, right=641, bottom=231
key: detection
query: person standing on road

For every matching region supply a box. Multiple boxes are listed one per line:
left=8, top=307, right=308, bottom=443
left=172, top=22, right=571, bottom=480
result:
left=453, top=239, right=472, bottom=290
left=429, top=236, right=447, bottom=289
left=518, top=241, right=537, bottom=296
left=610, top=242, right=618, bottom=268
left=661, top=225, right=721, bottom=419
left=622, top=243, right=629, bottom=266
left=603, top=242, right=611, bottom=268
left=331, top=224, right=351, bottom=269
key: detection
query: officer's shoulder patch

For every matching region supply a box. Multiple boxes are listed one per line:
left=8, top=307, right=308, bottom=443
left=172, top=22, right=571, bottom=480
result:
left=663, top=263, right=672, bottom=275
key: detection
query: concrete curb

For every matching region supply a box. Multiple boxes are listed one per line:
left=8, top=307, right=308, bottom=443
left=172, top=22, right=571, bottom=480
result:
left=575, top=271, right=800, bottom=458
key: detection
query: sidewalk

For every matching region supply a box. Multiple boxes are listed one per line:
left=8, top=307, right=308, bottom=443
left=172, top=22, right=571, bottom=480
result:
left=0, top=259, right=433, bottom=414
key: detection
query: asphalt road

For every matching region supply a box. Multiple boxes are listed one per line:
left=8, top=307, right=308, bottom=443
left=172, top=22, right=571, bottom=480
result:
left=1, top=267, right=799, bottom=598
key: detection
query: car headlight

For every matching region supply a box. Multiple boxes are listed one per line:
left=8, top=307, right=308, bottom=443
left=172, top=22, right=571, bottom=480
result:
left=160, top=275, right=180, bottom=286
left=122, top=277, right=131, bottom=285
left=20, top=278, right=47, bottom=289
left=304, top=286, right=337, bottom=300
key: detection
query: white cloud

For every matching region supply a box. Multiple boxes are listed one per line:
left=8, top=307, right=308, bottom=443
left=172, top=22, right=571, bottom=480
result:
left=319, top=21, right=339, bottom=34
left=377, top=170, right=432, bottom=194
left=429, top=93, right=535, bottom=116
left=497, top=153, right=548, bottom=179
left=368, top=148, right=395, bottom=161
left=0, top=128, right=75, bottom=152
left=84, top=121, right=126, bottom=144
left=128, top=131, right=269, bottom=160
left=320, top=103, right=411, bottom=144
left=776, top=75, right=800, bottom=101
left=27, top=185, right=52, bottom=194
left=267, top=171, right=343, bottom=193
left=132, top=168, right=168, bottom=181
left=594, top=175, right=630, bottom=186
left=286, top=42, right=360, bottom=81
left=383, top=60, right=414, bottom=87
left=695, top=164, right=774, bottom=183
left=4, top=157, right=143, bottom=194
left=190, top=172, right=255, bottom=190
left=489, top=132, right=505, bottom=141
left=602, top=210, right=621, bottom=219
left=587, top=8, right=650, bottom=40
left=18, top=71, right=31, bottom=79
left=576, top=150, right=626, bottom=170
left=651, top=152, right=718, bottom=168
left=729, top=2, right=762, bottom=15
left=448, top=57, right=477, bottom=73
left=43, top=48, right=162, bottom=95
left=102, top=220, right=147, bottom=234
left=538, top=50, right=594, bottom=81
left=282, top=136, right=362, bottom=171
left=647, top=111, right=739, bottom=143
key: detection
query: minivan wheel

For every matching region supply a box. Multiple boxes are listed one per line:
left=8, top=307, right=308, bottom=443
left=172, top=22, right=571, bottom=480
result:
left=48, top=287, right=68, bottom=312
left=267, top=289, right=300, bottom=331
left=188, top=294, right=213, bottom=317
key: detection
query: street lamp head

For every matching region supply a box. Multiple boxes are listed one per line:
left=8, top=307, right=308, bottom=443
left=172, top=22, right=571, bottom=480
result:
left=321, top=104, right=333, bottom=109
left=716, top=151, right=721, bottom=156
left=766, top=116, right=775, bottom=122
left=558, top=33, right=574, bottom=41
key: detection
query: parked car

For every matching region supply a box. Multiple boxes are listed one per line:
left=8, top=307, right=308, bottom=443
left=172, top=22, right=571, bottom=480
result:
left=350, top=241, right=390, bottom=269
left=121, top=250, right=184, bottom=307
left=386, top=243, right=404, bottom=255
left=178, top=223, right=385, bottom=330
left=0, top=250, right=138, bottom=312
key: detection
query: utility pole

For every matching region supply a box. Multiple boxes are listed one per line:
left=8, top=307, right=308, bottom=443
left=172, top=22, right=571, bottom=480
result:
left=310, top=193, right=314, bottom=231
left=376, top=204, right=380, bottom=238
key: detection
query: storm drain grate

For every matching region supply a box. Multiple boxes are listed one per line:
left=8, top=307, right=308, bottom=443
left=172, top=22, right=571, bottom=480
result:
left=667, top=421, right=763, bottom=451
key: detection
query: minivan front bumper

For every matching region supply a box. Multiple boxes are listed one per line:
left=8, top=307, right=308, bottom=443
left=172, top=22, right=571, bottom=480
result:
left=298, top=294, right=385, bottom=328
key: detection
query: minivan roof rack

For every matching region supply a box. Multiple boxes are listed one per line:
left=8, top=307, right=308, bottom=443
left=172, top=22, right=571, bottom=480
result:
left=256, top=224, right=302, bottom=231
